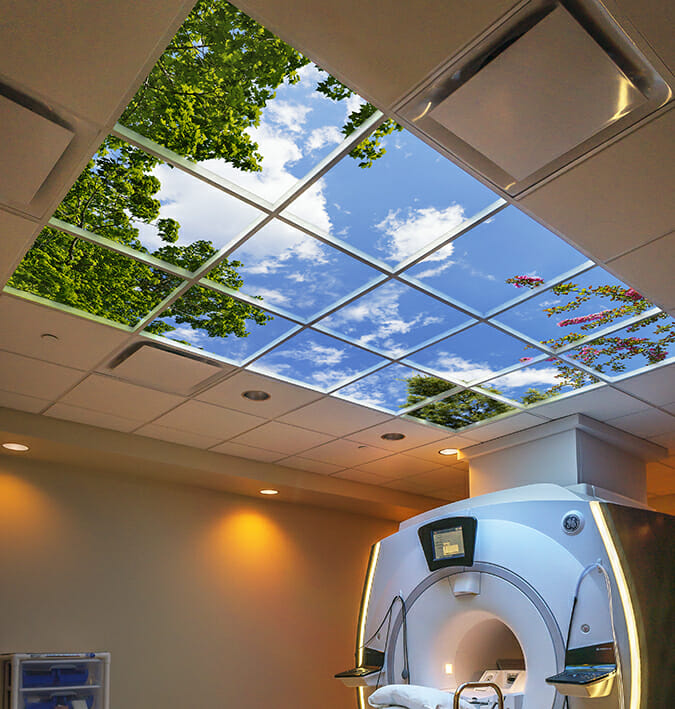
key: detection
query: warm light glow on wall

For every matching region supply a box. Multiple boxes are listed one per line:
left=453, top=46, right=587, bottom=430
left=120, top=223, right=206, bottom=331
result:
left=0, top=473, right=60, bottom=542
left=590, top=502, right=641, bottom=709
left=445, top=663, right=453, bottom=674
left=209, top=509, right=295, bottom=583
left=356, top=542, right=380, bottom=709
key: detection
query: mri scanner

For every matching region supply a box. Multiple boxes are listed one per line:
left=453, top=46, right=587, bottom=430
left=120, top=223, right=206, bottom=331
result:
left=336, top=484, right=673, bottom=709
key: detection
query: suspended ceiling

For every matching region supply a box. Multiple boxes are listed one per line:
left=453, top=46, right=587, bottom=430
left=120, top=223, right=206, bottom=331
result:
left=0, top=0, right=673, bottom=518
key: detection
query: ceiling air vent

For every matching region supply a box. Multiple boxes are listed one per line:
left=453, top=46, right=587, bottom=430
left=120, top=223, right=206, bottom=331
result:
left=0, top=91, right=73, bottom=207
left=109, top=344, right=224, bottom=395
left=397, top=0, right=671, bottom=196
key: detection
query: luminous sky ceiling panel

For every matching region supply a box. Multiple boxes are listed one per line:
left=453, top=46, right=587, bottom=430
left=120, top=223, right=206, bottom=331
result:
left=563, top=314, right=675, bottom=378
left=219, top=219, right=383, bottom=319
left=405, top=323, right=533, bottom=385
left=496, top=266, right=657, bottom=345
left=334, top=362, right=457, bottom=413
left=408, top=388, right=517, bottom=430
left=146, top=285, right=300, bottom=365
left=9, top=236, right=182, bottom=328
left=477, top=358, right=599, bottom=405
left=251, top=329, right=387, bottom=391
left=402, top=206, right=590, bottom=314
left=135, top=156, right=265, bottom=268
left=5, top=0, right=673, bottom=439
left=284, top=128, right=498, bottom=266
left=315, top=280, right=473, bottom=357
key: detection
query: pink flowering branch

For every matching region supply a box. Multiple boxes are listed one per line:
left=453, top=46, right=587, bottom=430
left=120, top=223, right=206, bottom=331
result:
left=504, top=277, right=672, bottom=394
left=557, top=310, right=611, bottom=327
left=506, top=275, right=544, bottom=289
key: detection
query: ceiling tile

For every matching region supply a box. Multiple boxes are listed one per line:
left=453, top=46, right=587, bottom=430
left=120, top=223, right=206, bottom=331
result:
left=648, top=431, right=675, bottom=453
left=197, top=370, right=322, bottom=418
left=210, top=440, right=284, bottom=462
left=606, top=232, right=675, bottom=310
left=348, top=418, right=448, bottom=451
left=0, top=388, right=50, bottom=414
left=152, top=399, right=265, bottom=439
left=301, top=439, right=391, bottom=467
left=426, top=485, right=468, bottom=502
left=607, top=407, right=675, bottom=439
left=412, top=466, right=469, bottom=489
left=108, top=344, right=227, bottom=395
left=384, top=477, right=436, bottom=494
left=135, top=423, right=224, bottom=450
left=235, top=0, right=520, bottom=109
left=0, top=210, right=38, bottom=286
left=278, top=456, right=345, bottom=475
left=613, top=364, right=675, bottom=407
left=333, top=469, right=389, bottom=485
left=278, top=397, right=392, bottom=436
left=457, top=412, right=546, bottom=442
left=0, top=0, right=191, bottom=125
left=59, top=373, right=183, bottom=422
left=525, top=386, right=650, bottom=421
left=230, top=421, right=334, bottom=455
left=0, top=294, right=130, bottom=370
left=521, top=110, right=675, bottom=262
left=354, top=454, right=439, bottom=479
left=664, top=402, right=675, bottom=416
left=45, top=403, right=138, bottom=433
left=0, top=350, right=84, bottom=400
left=646, top=461, right=675, bottom=495
left=616, top=0, right=675, bottom=72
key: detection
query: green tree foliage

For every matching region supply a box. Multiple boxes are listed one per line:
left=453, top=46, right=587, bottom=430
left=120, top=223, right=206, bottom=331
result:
left=122, top=0, right=398, bottom=171
left=405, top=375, right=513, bottom=428
left=316, top=75, right=402, bottom=167
left=9, top=137, right=268, bottom=333
left=9, top=0, right=395, bottom=340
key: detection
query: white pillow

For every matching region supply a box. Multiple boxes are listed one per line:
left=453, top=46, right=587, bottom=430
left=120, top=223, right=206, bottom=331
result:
left=368, top=684, right=469, bottom=709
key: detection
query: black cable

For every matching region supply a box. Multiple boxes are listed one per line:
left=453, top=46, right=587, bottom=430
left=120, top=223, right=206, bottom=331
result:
left=359, top=594, right=411, bottom=685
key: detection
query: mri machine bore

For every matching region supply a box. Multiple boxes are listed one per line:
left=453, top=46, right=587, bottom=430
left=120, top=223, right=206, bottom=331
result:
left=336, top=484, right=674, bottom=709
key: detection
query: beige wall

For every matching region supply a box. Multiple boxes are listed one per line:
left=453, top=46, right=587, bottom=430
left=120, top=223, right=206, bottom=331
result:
left=0, top=456, right=396, bottom=708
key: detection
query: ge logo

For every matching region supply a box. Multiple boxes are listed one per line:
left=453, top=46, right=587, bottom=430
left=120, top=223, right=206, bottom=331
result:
left=562, top=511, right=584, bottom=535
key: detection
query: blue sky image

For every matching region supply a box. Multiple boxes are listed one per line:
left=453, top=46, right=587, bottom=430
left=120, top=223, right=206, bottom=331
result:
left=112, top=62, right=675, bottom=409
left=13, top=41, right=672, bottom=427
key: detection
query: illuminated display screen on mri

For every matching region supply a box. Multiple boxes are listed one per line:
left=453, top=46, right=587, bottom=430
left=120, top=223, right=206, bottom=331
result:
left=432, top=526, right=465, bottom=560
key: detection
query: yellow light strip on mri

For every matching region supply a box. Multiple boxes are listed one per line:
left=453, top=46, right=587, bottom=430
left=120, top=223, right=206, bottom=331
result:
left=356, top=541, right=381, bottom=709
left=590, top=502, right=641, bottom=709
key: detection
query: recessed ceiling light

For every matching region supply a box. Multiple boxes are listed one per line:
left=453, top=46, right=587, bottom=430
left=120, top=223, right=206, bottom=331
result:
left=259, top=489, right=279, bottom=495
left=2, top=443, right=29, bottom=452
left=439, top=448, right=459, bottom=456
left=242, top=390, right=271, bottom=401
left=381, top=432, right=405, bottom=441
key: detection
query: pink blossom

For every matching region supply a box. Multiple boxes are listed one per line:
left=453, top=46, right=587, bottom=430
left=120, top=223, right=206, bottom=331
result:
left=519, top=357, right=533, bottom=362
left=509, top=275, right=544, bottom=289
left=624, top=288, right=643, bottom=301
left=557, top=310, right=611, bottom=327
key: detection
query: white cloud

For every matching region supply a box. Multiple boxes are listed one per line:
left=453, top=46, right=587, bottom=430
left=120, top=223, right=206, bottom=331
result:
left=345, top=93, right=366, bottom=117
left=414, top=260, right=454, bottom=280
left=267, top=101, right=312, bottom=133
left=328, top=283, right=441, bottom=357
left=375, top=205, right=465, bottom=263
left=430, top=353, right=561, bottom=392
left=490, top=366, right=560, bottom=391
left=306, top=125, right=343, bottom=152
left=251, top=287, right=290, bottom=306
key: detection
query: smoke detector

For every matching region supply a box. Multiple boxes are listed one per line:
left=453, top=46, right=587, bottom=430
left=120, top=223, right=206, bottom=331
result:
left=397, top=0, right=671, bottom=196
